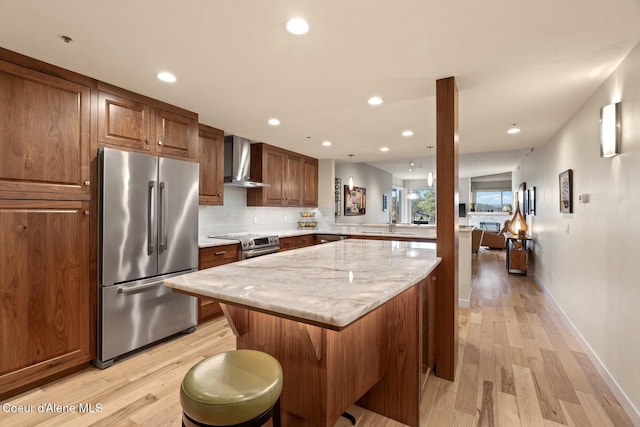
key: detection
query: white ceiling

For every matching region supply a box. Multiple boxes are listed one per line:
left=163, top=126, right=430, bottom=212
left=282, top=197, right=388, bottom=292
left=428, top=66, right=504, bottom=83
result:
left=1, top=0, right=639, bottom=180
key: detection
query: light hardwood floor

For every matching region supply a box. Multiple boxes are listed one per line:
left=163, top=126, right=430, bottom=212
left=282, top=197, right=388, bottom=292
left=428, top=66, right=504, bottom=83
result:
left=1, top=249, right=634, bottom=426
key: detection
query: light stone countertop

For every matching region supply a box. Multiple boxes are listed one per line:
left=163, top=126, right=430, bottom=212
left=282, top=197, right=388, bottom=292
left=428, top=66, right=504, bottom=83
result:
left=197, top=226, right=471, bottom=248
left=166, top=239, right=440, bottom=329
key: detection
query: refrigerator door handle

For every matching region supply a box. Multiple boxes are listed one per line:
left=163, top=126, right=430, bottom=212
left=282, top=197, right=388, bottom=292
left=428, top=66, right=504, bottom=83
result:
left=159, top=181, right=167, bottom=252
left=117, top=281, right=163, bottom=295
left=147, top=181, right=156, bottom=255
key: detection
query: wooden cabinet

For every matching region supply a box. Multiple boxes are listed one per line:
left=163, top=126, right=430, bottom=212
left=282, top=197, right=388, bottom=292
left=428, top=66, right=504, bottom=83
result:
left=197, top=244, right=239, bottom=322
left=247, top=143, right=318, bottom=207
left=97, top=90, right=151, bottom=151
left=0, top=200, right=90, bottom=399
left=0, top=59, right=91, bottom=199
left=302, top=157, right=319, bottom=206
left=0, top=49, right=95, bottom=399
left=279, top=234, right=318, bottom=252
left=285, top=152, right=303, bottom=205
left=97, top=84, right=197, bottom=160
left=506, top=234, right=531, bottom=275
left=198, top=125, right=224, bottom=205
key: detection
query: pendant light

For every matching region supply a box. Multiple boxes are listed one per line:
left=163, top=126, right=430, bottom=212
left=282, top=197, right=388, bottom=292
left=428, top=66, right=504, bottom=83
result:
left=426, top=146, right=434, bottom=187
left=407, top=159, right=419, bottom=199
left=348, top=154, right=355, bottom=190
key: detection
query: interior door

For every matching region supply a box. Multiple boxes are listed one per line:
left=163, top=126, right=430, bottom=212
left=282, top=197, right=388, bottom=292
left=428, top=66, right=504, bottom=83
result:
left=100, top=148, right=158, bottom=285
left=157, top=157, right=199, bottom=275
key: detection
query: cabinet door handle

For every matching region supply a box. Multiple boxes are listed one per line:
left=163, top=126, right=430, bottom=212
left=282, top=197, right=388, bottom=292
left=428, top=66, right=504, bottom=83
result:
left=215, top=251, right=226, bottom=256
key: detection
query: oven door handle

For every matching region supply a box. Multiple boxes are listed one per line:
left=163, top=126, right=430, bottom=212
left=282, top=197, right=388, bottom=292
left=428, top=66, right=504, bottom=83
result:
left=242, top=246, right=280, bottom=259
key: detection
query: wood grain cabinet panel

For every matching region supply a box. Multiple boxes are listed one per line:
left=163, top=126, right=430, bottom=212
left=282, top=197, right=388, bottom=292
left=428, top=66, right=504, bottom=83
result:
left=0, top=60, right=91, bottom=198
left=97, top=85, right=198, bottom=160
left=285, top=153, right=302, bottom=205
left=197, top=244, right=239, bottom=323
left=155, top=108, right=197, bottom=159
left=0, top=200, right=90, bottom=398
left=198, top=124, right=224, bottom=205
left=247, top=143, right=318, bottom=207
left=262, top=146, right=286, bottom=205
left=302, top=158, right=318, bottom=207
left=279, top=234, right=317, bottom=252
left=98, top=91, right=151, bottom=151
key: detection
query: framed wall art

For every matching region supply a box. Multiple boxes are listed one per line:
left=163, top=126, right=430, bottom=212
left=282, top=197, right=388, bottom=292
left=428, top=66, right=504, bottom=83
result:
left=528, top=186, right=536, bottom=215
left=344, top=185, right=366, bottom=215
left=559, top=169, right=573, bottom=213
left=518, top=182, right=527, bottom=216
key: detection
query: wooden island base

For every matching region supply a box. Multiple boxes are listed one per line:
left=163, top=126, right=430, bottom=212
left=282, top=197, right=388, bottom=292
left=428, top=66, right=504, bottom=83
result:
left=221, top=281, right=426, bottom=427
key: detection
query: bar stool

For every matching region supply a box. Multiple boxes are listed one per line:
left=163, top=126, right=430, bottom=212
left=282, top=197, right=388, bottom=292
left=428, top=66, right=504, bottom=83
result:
left=180, top=349, right=283, bottom=427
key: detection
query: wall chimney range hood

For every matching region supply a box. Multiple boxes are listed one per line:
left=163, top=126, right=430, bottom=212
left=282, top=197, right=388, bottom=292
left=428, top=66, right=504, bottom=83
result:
left=224, top=135, right=269, bottom=188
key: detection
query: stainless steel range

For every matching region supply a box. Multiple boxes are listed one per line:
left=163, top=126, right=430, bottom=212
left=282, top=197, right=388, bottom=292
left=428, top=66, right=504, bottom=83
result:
left=209, top=232, right=280, bottom=259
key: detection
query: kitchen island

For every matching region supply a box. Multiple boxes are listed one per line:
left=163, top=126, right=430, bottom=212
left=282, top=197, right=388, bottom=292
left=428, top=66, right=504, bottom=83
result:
left=165, top=239, right=440, bottom=427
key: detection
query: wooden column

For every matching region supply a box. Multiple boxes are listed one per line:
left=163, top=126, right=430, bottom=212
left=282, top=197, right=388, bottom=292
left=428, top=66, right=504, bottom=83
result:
left=435, top=76, right=459, bottom=381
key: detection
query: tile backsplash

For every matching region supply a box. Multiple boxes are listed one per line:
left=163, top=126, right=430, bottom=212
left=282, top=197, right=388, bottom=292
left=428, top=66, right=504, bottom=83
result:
left=198, top=186, right=330, bottom=237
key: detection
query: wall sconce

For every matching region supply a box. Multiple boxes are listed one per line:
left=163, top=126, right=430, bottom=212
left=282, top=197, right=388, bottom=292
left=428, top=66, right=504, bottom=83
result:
left=600, top=102, right=620, bottom=157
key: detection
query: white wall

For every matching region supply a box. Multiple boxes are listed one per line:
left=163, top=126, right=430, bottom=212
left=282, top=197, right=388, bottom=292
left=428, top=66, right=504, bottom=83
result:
left=514, top=42, right=640, bottom=417
left=318, top=158, right=335, bottom=212
left=459, top=177, right=471, bottom=226
left=335, top=162, right=393, bottom=224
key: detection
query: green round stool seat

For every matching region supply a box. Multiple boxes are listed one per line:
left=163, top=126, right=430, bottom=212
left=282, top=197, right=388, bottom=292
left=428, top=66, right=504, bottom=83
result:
left=180, top=350, right=283, bottom=427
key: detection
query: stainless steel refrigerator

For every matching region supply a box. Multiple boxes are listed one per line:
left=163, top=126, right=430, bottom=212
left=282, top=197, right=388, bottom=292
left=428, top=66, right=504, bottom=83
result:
left=95, top=147, right=198, bottom=368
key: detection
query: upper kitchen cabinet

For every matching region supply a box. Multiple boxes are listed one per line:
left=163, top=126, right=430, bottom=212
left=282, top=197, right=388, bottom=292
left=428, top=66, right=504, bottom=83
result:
left=198, top=124, right=224, bottom=205
left=247, top=143, right=318, bottom=207
left=0, top=59, right=91, bottom=199
left=98, top=90, right=151, bottom=151
left=97, top=83, right=198, bottom=160
left=155, top=109, right=197, bottom=159
left=302, top=157, right=318, bottom=206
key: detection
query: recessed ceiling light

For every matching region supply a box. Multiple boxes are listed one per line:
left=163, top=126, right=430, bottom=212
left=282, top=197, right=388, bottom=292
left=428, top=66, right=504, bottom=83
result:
left=322, top=141, right=332, bottom=147
left=286, top=18, right=309, bottom=35
left=507, top=124, right=521, bottom=134
left=380, top=147, right=389, bottom=152
left=156, top=72, right=176, bottom=83
left=268, top=118, right=281, bottom=126
left=368, top=96, right=383, bottom=106
left=402, top=130, right=414, bottom=137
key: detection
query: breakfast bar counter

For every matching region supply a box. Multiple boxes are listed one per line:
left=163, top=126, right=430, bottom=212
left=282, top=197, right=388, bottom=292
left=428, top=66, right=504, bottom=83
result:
left=165, top=239, right=440, bottom=427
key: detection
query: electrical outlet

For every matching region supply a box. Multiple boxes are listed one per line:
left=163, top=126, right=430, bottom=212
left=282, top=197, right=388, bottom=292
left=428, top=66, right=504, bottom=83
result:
left=253, top=216, right=258, bottom=224
left=284, top=215, right=287, bottom=223
left=565, top=224, right=570, bottom=235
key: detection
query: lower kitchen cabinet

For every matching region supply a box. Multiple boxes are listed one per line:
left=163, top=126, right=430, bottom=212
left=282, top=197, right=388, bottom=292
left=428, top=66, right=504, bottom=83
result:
left=279, top=234, right=318, bottom=251
left=197, top=244, right=239, bottom=322
left=0, top=200, right=90, bottom=399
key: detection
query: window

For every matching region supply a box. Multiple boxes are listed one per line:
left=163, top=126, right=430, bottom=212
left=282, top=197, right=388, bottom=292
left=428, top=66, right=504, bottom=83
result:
left=475, top=190, right=512, bottom=212
left=409, top=188, right=436, bottom=224
left=390, top=188, right=401, bottom=223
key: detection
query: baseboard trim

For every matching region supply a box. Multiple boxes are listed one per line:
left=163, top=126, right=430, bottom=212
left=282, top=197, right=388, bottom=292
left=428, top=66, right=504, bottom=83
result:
left=533, top=273, right=640, bottom=426
left=458, top=288, right=471, bottom=308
